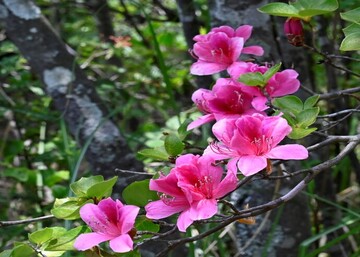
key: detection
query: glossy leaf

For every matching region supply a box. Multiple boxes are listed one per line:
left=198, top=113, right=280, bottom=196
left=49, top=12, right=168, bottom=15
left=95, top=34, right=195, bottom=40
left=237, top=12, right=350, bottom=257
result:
left=343, top=23, right=360, bottom=36
left=70, top=176, right=104, bottom=197
left=29, top=228, right=53, bottom=245
left=138, top=147, right=169, bottom=161
left=296, top=0, right=338, bottom=16
left=45, top=226, right=90, bottom=251
left=272, top=95, right=303, bottom=114
left=86, top=176, right=118, bottom=198
left=340, top=7, right=360, bottom=24
left=238, top=72, right=265, bottom=87
left=177, top=118, right=192, bottom=140
left=340, top=33, right=360, bottom=51
left=51, top=197, right=93, bottom=220
left=289, top=127, right=317, bottom=139
left=304, top=95, right=319, bottom=109
left=11, top=244, right=36, bottom=257
left=164, top=134, right=184, bottom=157
left=258, top=3, right=300, bottom=18
left=297, top=107, right=320, bottom=127
left=263, top=63, right=282, bottom=82
left=135, top=216, right=160, bottom=239
left=122, top=179, right=159, bottom=207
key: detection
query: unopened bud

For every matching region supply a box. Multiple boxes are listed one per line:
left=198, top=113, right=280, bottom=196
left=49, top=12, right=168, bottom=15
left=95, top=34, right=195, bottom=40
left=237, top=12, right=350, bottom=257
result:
left=284, top=18, right=304, bottom=47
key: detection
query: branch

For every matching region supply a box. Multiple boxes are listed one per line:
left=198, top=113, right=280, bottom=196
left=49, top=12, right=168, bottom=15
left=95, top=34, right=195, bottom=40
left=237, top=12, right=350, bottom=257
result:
left=319, top=86, right=360, bottom=100
left=0, top=215, right=55, bottom=227
left=303, top=44, right=360, bottom=78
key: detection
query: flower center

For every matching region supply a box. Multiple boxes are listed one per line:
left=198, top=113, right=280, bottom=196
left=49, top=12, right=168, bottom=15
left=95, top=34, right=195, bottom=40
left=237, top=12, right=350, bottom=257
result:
left=251, top=135, right=273, bottom=155
left=194, top=175, right=213, bottom=199
left=159, top=193, right=175, bottom=206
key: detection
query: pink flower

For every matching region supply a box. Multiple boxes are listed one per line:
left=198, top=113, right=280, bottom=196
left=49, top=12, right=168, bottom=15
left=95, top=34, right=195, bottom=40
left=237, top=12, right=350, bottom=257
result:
left=284, top=18, right=304, bottom=47
left=211, top=25, right=264, bottom=56
left=229, top=62, right=301, bottom=111
left=145, top=154, right=238, bottom=232
left=187, top=78, right=257, bottom=130
left=204, top=114, right=308, bottom=176
left=190, top=25, right=264, bottom=75
left=74, top=198, right=139, bottom=253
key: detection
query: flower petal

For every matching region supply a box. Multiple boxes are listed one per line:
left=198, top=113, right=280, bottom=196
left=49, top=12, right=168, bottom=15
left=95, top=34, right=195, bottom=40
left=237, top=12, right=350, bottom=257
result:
left=242, top=46, right=264, bottom=56
left=109, top=234, right=133, bottom=253
left=189, top=199, right=218, bottom=220
left=267, top=145, right=308, bottom=160
left=149, top=171, right=183, bottom=197
left=79, top=203, right=117, bottom=233
left=237, top=155, right=267, bottom=176
left=177, top=209, right=194, bottom=232
left=74, top=232, right=113, bottom=251
left=117, top=205, right=140, bottom=234
left=235, top=25, right=253, bottom=41
left=98, top=198, right=118, bottom=224
left=145, top=200, right=188, bottom=220
left=187, top=114, right=215, bottom=130
left=251, top=96, right=268, bottom=111
left=190, top=61, right=228, bottom=75
left=213, top=167, right=238, bottom=198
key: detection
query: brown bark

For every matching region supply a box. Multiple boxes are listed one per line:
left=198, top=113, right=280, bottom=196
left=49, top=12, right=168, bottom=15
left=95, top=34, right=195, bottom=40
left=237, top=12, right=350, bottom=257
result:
left=176, top=0, right=214, bottom=89
left=0, top=0, right=145, bottom=194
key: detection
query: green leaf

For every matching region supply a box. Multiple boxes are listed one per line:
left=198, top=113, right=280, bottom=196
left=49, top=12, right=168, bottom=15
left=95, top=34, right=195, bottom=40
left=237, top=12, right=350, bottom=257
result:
left=45, top=226, right=90, bottom=251
left=272, top=95, right=303, bottom=114
left=304, top=95, right=319, bottom=109
left=296, top=0, right=339, bottom=17
left=135, top=216, right=160, bottom=239
left=288, top=127, right=317, bottom=139
left=340, top=32, right=360, bottom=51
left=177, top=118, right=192, bottom=140
left=70, top=176, right=103, bottom=197
left=258, top=0, right=338, bottom=19
left=138, top=147, right=169, bottom=161
left=343, top=23, right=360, bottom=36
left=29, top=228, right=53, bottom=245
left=258, top=3, right=300, bottom=17
left=43, top=170, right=69, bottom=187
left=122, top=179, right=159, bottom=207
left=51, top=197, right=93, bottom=220
left=340, top=7, right=360, bottom=24
left=3, top=168, right=30, bottom=182
left=11, top=243, right=36, bottom=257
left=86, top=176, right=118, bottom=198
left=164, top=134, right=184, bottom=157
left=238, top=72, right=265, bottom=87
left=297, top=107, right=320, bottom=127
left=0, top=250, right=12, bottom=257
left=263, top=63, right=282, bottom=82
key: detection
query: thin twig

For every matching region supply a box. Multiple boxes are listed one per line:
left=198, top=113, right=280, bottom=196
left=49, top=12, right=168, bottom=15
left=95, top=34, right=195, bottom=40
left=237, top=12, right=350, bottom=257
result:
left=319, top=86, right=360, bottom=100
left=0, top=215, right=55, bottom=227
left=318, top=109, right=360, bottom=118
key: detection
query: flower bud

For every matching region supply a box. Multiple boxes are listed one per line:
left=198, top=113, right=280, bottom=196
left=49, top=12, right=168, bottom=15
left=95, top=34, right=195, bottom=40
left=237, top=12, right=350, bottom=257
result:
left=284, top=18, right=304, bottom=47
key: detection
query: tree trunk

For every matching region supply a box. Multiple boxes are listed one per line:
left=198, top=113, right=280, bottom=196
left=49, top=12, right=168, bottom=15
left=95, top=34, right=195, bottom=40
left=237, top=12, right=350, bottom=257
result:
left=176, top=0, right=214, bottom=89
left=0, top=0, right=146, bottom=194
left=208, top=1, right=312, bottom=256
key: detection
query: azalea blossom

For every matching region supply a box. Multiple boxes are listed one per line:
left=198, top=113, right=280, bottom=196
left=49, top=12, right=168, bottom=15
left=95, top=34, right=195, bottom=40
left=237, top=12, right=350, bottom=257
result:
left=145, top=154, right=238, bottom=232
left=284, top=18, right=304, bottom=47
left=74, top=198, right=139, bottom=253
left=187, top=78, right=257, bottom=130
left=204, top=114, right=308, bottom=176
left=190, top=25, right=264, bottom=75
left=229, top=62, right=301, bottom=110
